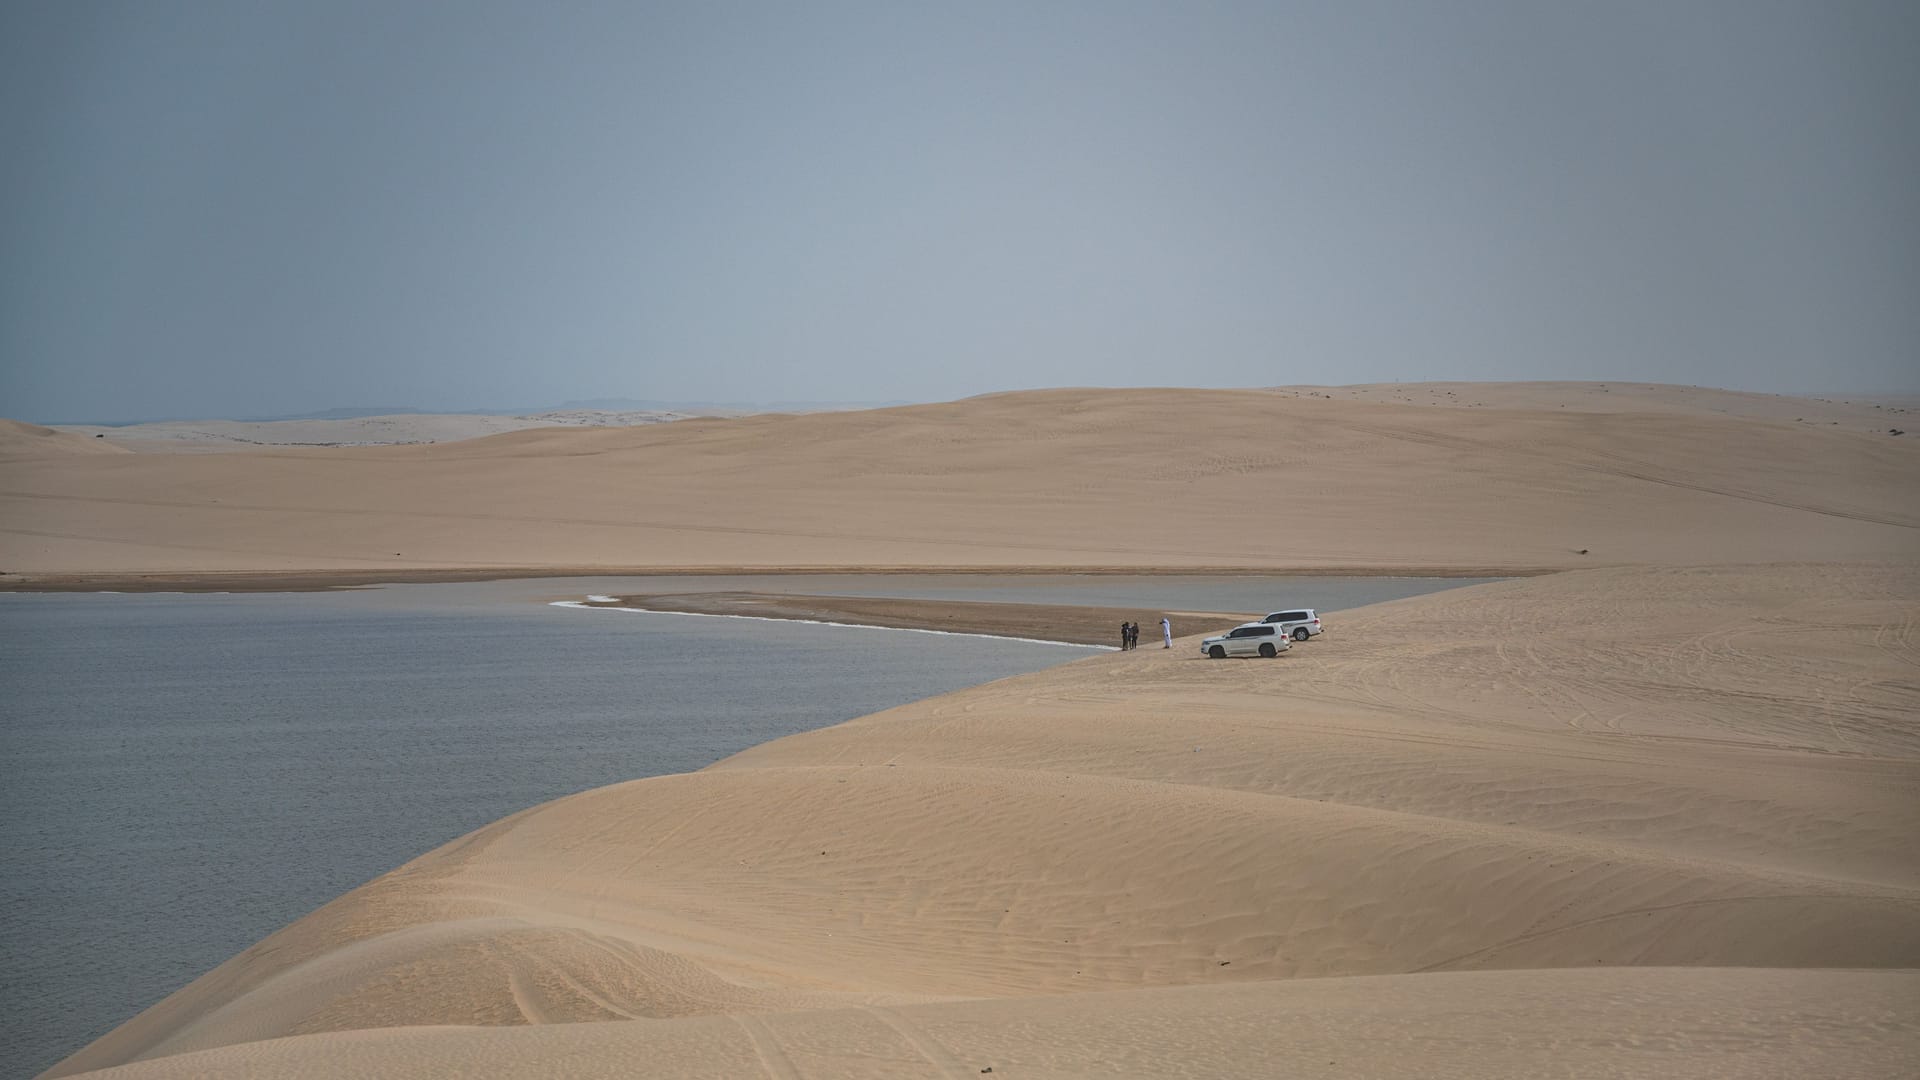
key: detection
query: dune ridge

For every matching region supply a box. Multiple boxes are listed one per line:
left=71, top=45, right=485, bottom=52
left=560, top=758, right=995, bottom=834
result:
left=47, top=562, right=1920, bottom=1077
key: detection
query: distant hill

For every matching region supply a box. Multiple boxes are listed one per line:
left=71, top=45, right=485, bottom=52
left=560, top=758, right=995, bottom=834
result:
left=214, top=398, right=916, bottom=420
left=531, top=397, right=915, bottom=414
left=54, top=406, right=437, bottom=427
left=238, top=406, right=432, bottom=422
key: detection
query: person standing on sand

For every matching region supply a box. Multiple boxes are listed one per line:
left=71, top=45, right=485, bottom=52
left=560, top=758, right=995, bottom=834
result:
left=1161, top=616, right=1172, bottom=649
left=1120, top=622, right=1131, bottom=650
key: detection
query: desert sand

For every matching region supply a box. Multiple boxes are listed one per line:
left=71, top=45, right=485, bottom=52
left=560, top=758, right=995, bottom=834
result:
left=18, top=385, right=1920, bottom=1077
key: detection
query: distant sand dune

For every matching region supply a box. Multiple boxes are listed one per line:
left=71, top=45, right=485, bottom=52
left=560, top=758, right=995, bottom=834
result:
left=4, top=385, right=1917, bottom=576
left=0, top=418, right=131, bottom=458
left=47, top=563, right=1920, bottom=1076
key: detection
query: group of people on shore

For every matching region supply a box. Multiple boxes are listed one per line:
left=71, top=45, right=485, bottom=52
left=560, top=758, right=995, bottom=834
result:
left=1119, top=617, right=1171, bottom=650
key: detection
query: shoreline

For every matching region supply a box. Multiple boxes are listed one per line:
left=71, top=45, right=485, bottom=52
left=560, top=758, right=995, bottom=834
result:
left=0, top=564, right=1558, bottom=593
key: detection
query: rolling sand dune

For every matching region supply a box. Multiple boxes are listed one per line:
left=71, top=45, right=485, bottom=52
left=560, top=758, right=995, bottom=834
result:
left=46, top=563, right=1920, bottom=1077
left=21, top=384, right=1920, bottom=1076
left=3, top=385, right=1917, bottom=577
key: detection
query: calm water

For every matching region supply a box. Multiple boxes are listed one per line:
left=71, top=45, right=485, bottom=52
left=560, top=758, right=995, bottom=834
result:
left=0, top=575, right=1486, bottom=1076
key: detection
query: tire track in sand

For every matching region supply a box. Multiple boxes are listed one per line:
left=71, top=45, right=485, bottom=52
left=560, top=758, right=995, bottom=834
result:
left=734, top=1014, right=804, bottom=1080
left=860, top=1005, right=974, bottom=1079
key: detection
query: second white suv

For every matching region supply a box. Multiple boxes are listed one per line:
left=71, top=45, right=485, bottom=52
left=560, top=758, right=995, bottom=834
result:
left=1261, top=608, right=1324, bottom=642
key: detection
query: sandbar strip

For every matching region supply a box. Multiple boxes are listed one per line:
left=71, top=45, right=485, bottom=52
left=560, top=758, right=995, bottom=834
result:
left=554, top=602, right=1115, bottom=650
left=563, top=591, right=1254, bottom=648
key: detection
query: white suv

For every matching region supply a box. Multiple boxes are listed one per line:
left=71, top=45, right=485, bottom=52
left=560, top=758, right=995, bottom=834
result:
left=1201, top=623, right=1293, bottom=659
left=1261, top=608, right=1324, bottom=642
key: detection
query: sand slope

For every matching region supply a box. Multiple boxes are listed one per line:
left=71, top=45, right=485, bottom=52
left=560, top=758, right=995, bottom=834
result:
left=48, top=564, right=1920, bottom=1076
left=4, top=385, right=1917, bottom=575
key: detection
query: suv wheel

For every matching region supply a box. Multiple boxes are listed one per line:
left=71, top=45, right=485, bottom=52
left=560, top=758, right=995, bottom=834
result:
left=1259, top=643, right=1276, bottom=658
left=1292, top=628, right=1310, bottom=641
left=1208, top=645, right=1226, bottom=659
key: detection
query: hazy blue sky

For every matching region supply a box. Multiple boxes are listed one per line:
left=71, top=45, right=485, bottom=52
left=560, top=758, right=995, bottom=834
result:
left=3, top=1, right=1914, bottom=421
